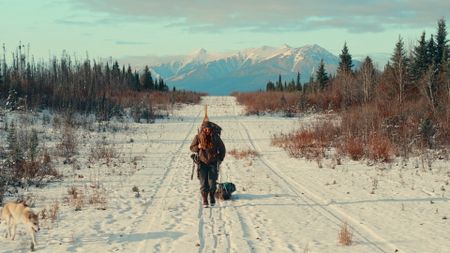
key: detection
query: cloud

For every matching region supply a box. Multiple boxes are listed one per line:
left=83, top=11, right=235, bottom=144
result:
left=73, top=0, right=449, bottom=33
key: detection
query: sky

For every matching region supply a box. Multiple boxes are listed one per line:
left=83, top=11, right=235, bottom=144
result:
left=0, top=0, right=449, bottom=65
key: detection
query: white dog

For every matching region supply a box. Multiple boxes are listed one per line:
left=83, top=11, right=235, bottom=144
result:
left=1, top=202, right=40, bottom=251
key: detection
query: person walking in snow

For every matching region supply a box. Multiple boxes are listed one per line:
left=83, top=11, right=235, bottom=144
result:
left=190, top=120, right=226, bottom=207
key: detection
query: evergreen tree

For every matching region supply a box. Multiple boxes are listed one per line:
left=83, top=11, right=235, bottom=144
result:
left=105, top=63, right=111, bottom=85
left=6, top=122, right=23, bottom=169
left=142, top=65, right=154, bottom=90
left=0, top=64, right=3, bottom=88
left=337, top=42, right=353, bottom=76
left=302, top=82, right=309, bottom=94
left=288, top=79, right=296, bottom=91
left=316, top=59, right=329, bottom=90
left=157, top=77, right=168, bottom=91
left=437, top=46, right=449, bottom=107
left=6, top=88, right=18, bottom=111
left=29, top=129, right=39, bottom=162
left=133, top=72, right=141, bottom=91
left=427, top=35, right=436, bottom=65
left=112, top=61, right=121, bottom=83
left=126, top=65, right=134, bottom=89
left=276, top=74, right=283, bottom=91
left=296, top=72, right=302, bottom=91
left=412, top=32, right=429, bottom=81
left=435, top=18, right=448, bottom=66
left=390, top=36, right=410, bottom=104
left=266, top=81, right=275, bottom=91
left=360, top=56, right=376, bottom=102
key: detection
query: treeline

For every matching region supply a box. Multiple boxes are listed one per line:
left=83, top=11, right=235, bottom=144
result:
left=0, top=45, right=202, bottom=119
left=266, top=72, right=303, bottom=92
left=238, top=18, right=450, bottom=160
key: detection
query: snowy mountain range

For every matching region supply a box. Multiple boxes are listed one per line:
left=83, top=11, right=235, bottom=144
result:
left=126, top=44, right=361, bottom=95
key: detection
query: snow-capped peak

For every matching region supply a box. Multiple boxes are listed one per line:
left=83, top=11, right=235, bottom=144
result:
left=147, top=44, right=343, bottom=94
left=185, top=48, right=209, bottom=64
left=280, top=43, right=292, bottom=49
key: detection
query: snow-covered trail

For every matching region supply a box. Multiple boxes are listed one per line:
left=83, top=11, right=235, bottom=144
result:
left=2, top=96, right=448, bottom=253
left=119, top=96, right=399, bottom=253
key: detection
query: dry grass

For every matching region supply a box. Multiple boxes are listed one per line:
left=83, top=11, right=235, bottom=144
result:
left=234, top=91, right=301, bottom=115
left=57, top=125, right=78, bottom=158
left=272, top=121, right=340, bottom=160
left=89, top=140, right=119, bottom=165
left=338, top=222, right=353, bottom=246
left=67, top=185, right=108, bottom=211
left=49, top=201, right=60, bottom=222
left=15, top=152, right=59, bottom=185
left=67, top=186, right=84, bottom=211
left=272, top=99, right=441, bottom=163
left=367, top=135, right=395, bottom=162
left=228, top=149, right=260, bottom=159
left=40, top=201, right=60, bottom=224
left=340, top=137, right=365, bottom=161
left=88, top=188, right=108, bottom=210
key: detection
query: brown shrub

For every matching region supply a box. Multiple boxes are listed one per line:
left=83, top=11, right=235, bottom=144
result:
left=89, top=189, right=108, bottom=210
left=368, top=134, right=395, bottom=162
left=228, top=149, right=260, bottom=159
left=340, top=137, right=365, bottom=161
left=89, top=140, right=118, bottom=165
left=57, top=125, right=78, bottom=158
left=67, top=186, right=84, bottom=211
left=338, top=222, right=353, bottom=246
left=234, top=91, right=301, bottom=115
left=14, top=151, right=59, bottom=185
left=341, top=104, right=381, bottom=140
left=49, top=201, right=60, bottom=222
left=272, top=121, right=340, bottom=160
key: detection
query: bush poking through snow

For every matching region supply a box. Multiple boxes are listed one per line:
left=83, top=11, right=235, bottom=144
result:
left=67, top=186, right=84, bottom=211
left=57, top=125, right=78, bottom=159
left=338, top=222, right=353, bottom=246
left=228, top=149, right=260, bottom=160
left=272, top=121, right=340, bottom=160
left=341, top=137, right=364, bottom=161
left=49, top=201, right=60, bottom=223
left=40, top=201, right=60, bottom=224
left=89, top=138, right=119, bottom=165
left=89, top=188, right=108, bottom=210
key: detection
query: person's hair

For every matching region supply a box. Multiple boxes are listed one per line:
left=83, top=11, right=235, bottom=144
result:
left=199, top=127, right=214, bottom=149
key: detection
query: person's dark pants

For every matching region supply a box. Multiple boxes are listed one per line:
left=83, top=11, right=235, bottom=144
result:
left=198, top=162, right=218, bottom=193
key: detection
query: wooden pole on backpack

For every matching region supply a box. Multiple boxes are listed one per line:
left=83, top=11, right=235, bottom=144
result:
left=203, top=104, right=209, bottom=122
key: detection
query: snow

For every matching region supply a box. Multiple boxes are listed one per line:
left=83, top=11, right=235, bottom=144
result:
left=1, top=96, right=449, bottom=253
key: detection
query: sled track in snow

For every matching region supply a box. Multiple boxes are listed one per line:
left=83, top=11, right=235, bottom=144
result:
left=233, top=104, right=400, bottom=253
left=197, top=97, right=253, bottom=253
left=198, top=162, right=257, bottom=253
left=135, top=110, right=202, bottom=253
left=197, top=195, right=233, bottom=253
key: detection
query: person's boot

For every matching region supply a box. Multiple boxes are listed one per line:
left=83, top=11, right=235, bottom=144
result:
left=201, top=192, right=209, bottom=208
left=209, top=191, right=216, bottom=206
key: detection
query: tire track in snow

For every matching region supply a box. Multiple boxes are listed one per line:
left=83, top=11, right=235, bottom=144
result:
left=236, top=113, right=400, bottom=253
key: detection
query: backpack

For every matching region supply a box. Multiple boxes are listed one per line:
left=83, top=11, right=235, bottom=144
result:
left=201, top=121, right=222, bottom=136
left=215, top=182, right=236, bottom=200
